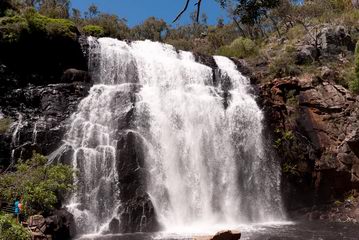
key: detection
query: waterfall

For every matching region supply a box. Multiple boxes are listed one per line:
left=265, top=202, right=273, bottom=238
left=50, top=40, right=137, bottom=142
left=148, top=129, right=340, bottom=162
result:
left=60, top=37, right=284, bottom=235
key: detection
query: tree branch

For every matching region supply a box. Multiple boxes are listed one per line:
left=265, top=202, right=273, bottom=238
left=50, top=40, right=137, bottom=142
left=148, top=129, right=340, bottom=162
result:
left=173, top=0, right=191, bottom=23
left=195, top=0, right=202, bottom=22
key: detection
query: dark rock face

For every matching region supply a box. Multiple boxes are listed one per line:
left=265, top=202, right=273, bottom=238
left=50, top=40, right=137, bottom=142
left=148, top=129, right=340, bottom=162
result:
left=0, top=82, right=91, bottom=167
left=0, top=33, right=87, bottom=91
left=259, top=76, right=359, bottom=210
left=46, top=209, right=77, bottom=240
left=113, top=86, right=160, bottom=233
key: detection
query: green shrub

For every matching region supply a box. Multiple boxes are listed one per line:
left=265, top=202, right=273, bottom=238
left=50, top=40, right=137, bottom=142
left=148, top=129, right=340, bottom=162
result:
left=286, top=25, right=305, bottom=41
left=0, top=117, right=13, bottom=134
left=0, top=152, right=74, bottom=215
left=0, top=214, right=30, bottom=240
left=217, top=37, right=258, bottom=59
left=82, top=24, right=104, bottom=37
left=25, top=9, right=77, bottom=40
left=269, top=45, right=301, bottom=77
left=283, top=162, right=300, bottom=176
left=0, top=15, right=28, bottom=43
left=166, top=39, right=194, bottom=51
left=0, top=9, right=78, bottom=43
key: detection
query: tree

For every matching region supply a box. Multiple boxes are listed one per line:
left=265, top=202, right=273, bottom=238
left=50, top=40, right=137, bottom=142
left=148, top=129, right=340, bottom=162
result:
left=38, top=0, right=71, bottom=18
left=91, top=13, right=129, bottom=39
left=131, top=17, right=168, bottom=41
left=174, top=0, right=204, bottom=23
left=88, top=4, right=99, bottom=18
left=71, top=8, right=81, bottom=23
left=0, top=152, right=74, bottom=216
left=175, top=0, right=280, bottom=24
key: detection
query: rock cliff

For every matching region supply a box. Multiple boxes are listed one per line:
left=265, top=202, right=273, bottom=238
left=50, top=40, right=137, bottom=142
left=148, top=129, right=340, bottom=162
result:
left=1, top=33, right=359, bottom=235
left=259, top=74, right=359, bottom=213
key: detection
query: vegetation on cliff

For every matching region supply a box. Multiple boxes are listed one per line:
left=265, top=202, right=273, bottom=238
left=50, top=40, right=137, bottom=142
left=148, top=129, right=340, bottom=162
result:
left=82, top=24, right=104, bottom=37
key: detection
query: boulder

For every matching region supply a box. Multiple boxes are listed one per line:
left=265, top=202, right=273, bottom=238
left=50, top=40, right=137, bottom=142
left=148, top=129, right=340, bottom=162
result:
left=319, top=25, right=355, bottom=54
left=61, top=68, right=91, bottom=83
left=296, top=45, right=318, bottom=65
left=211, top=230, right=241, bottom=240
left=45, top=209, right=76, bottom=240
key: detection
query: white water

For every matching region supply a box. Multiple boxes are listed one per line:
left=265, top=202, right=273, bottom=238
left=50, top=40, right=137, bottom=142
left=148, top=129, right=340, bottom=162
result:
left=57, top=37, right=284, bottom=235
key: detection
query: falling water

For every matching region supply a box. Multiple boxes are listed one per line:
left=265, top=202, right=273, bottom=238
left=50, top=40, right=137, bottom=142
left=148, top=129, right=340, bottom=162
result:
left=10, top=113, right=23, bottom=163
left=58, top=37, right=283, bottom=235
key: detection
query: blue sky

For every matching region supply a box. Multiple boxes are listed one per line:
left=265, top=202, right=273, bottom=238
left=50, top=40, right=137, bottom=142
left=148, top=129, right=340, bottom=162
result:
left=71, top=0, right=228, bottom=27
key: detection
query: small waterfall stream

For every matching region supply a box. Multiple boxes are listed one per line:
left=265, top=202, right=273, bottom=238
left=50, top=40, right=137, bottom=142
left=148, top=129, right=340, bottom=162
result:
left=57, top=37, right=284, bottom=235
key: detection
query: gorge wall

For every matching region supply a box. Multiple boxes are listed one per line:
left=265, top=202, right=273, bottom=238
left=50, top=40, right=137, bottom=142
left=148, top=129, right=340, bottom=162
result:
left=259, top=75, right=359, bottom=212
left=0, top=31, right=359, bottom=236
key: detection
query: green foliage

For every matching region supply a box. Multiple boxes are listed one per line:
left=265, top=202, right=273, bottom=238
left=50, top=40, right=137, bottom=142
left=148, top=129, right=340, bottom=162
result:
left=0, top=117, right=13, bottom=134
left=286, top=25, right=305, bottom=41
left=217, top=37, right=258, bottom=59
left=131, top=17, right=167, bottom=41
left=0, top=14, right=28, bottom=43
left=283, top=130, right=294, bottom=141
left=0, top=152, right=74, bottom=215
left=0, top=214, right=30, bottom=240
left=282, top=162, right=300, bottom=176
left=350, top=41, right=359, bottom=94
left=88, top=13, right=129, bottom=39
left=0, top=9, right=78, bottom=43
left=269, top=44, right=301, bottom=77
left=166, top=39, right=194, bottom=51
left=25, top=9, right=77, bottom=40
left=274, top=130, right=294, bottom=148
left=82, top=24, right=104, bottom=37
left=286, top=90, right=298, bottom=106
left=38, top=0, right=70, bottom=19
left=218, top=0, right=280, bottom=26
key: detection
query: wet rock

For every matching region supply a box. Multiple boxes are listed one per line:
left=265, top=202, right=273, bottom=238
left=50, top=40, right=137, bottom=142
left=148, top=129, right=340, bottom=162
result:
left=0, top=82, right=91, bottom=167
left=108, top=218, right=120, bottom=234
left=61, top=68, right=92, bottom=83
left=116, top=130, right=160, bottom=233
left=46, top=209, right=76, bottom=240
left=211, top=230, right=241, bottom=240
left=194, top=52, right=218, bottom=69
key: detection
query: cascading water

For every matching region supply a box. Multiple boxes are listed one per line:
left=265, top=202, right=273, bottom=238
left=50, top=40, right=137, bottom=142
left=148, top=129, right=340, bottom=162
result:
left=57, top=37, right=284, bottom=236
